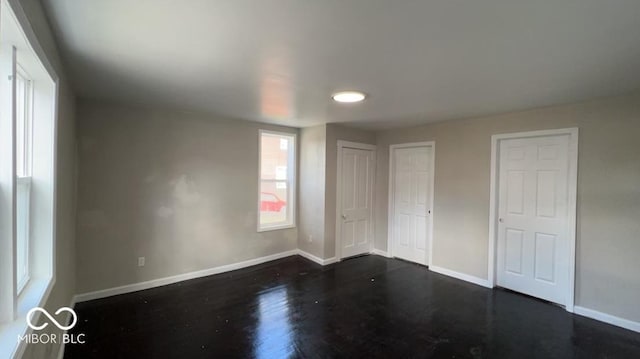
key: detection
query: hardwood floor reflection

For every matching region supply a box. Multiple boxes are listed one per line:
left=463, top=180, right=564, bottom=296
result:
left=66, top=255, right=640, bottom=358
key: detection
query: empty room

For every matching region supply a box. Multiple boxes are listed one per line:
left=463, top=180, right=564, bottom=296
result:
left=0, top=0, right=639, bottom=358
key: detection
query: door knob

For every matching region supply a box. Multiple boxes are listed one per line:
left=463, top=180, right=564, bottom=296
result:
left=499, top=218, right=504, bottom=223
left=342, top=214, right=347, bottom=220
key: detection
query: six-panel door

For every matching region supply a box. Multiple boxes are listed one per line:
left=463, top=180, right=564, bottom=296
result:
left=392, top=146, right=432, bottom=265
left=340, top=147, right=374, bottom=258
left=497, top=135, right=570, bottom=305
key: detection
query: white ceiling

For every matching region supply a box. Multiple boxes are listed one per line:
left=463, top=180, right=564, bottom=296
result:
left=42, top=0, right=640, bottom=129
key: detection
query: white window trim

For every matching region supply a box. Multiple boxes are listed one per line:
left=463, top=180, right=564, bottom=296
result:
left=15, top=62, right=33, bottom=296
left=257, top=129, right=297, bottom=232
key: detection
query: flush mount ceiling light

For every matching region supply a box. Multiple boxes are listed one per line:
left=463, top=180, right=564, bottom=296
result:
left=332, top=91, right=367, bottom=103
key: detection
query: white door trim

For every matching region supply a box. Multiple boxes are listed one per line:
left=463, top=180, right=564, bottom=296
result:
left=336, top=140, right=376, bottom=260
left=488, top=127, right=578, bottom=312
left=387, top=142, right=435, bottom=266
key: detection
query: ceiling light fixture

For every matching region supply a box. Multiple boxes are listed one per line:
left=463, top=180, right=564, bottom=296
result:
left=332, top=91, right=367, bottom=103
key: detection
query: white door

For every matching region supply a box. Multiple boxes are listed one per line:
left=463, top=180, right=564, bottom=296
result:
left=340, top=147, right=374, bottom=258
left=391, top=146, right=433, bottom=265
left=497, top=135, right=570, bottom=305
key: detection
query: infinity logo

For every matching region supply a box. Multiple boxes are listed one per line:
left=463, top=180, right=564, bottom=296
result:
left=26, top=307, right=78, bottom=331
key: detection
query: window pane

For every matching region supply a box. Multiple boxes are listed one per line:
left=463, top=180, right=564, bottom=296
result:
left=259, top=131, right=294, bottom=229
left=16, top=70, right=31, bottom=177
left=261, top=133, right=291, bottom=180
left=15, top=69, right=32, bottom=291
left=259, top=181, right=288, bottom=226
left=16, top=179, right=30, bottom=291
left=16, top=73, right=26, bottom=177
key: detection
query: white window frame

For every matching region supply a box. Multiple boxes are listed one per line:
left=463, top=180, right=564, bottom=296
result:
left=15, top=64, right=33, bottom=295
left=257, top=129, right=296, bottom=232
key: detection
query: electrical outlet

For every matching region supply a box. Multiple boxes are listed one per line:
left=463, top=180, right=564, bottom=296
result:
left=308, top=235, right=313, bottom=243
left=138, top=257, right=145, bottom=267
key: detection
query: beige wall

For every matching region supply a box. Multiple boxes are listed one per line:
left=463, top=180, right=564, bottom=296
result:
left=375, top=93, right=640, bottom=322
left=12, top=1, right=640, bottom=352
left=298, top=125, right=326, bottom=258
left=75, top=100, right=298, bottom=293
left=18, top=0, right=77, bottom=358
left=324, top=123, right=376, bottom=258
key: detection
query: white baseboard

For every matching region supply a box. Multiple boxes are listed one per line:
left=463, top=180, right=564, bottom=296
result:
left=429, top=265, right=492, bottom=289
left=370, top=249, right=391, bottom=257
left=74, top=250, right=299, bottom=303
left=323, top=257, right=339, bottom=265
left=297, top=249, right=338, bottom=265
left=296, top=249, right=325, bottom=265
left=574, top=306, right=640, bottom=333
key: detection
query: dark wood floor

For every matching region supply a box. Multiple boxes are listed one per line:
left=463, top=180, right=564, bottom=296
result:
left=66, top=255, right=640, bottom=358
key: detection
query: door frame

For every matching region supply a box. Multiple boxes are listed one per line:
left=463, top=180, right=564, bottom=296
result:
left=487, top=128, right=578, bottom=312
left=387, top=142, right=435, bottom=266
left=336, top=141, right=377, bottom=260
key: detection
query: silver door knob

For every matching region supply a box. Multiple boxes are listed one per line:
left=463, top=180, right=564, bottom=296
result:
left=342, top=214, right=347, bottom=220
left=499, top=218, right=504, bottom=223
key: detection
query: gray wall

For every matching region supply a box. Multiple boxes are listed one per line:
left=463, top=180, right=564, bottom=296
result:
left=18, top=0, right=77, bottom=358
left=298, top=125, right=326, bottom=258
left=374, top=93, right=640, bottom=322
left=324, top=124, right=376, bottom=258
left=75, top=100, right=298, bottom=293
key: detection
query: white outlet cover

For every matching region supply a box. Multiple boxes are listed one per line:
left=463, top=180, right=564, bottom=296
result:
left=138, top=257, right=145, bottom=267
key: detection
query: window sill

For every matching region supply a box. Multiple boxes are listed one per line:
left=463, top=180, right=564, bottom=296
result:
left=0, top=277, right=53, bottom=359
left=258, top=224, right=296, bottom=233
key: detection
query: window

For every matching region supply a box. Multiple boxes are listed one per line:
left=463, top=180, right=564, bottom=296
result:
left=0, top=1, right=58, bottom=356
left=258, top=130, right=296, bottom=231
left=16, top=66, right=33, bottom=293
